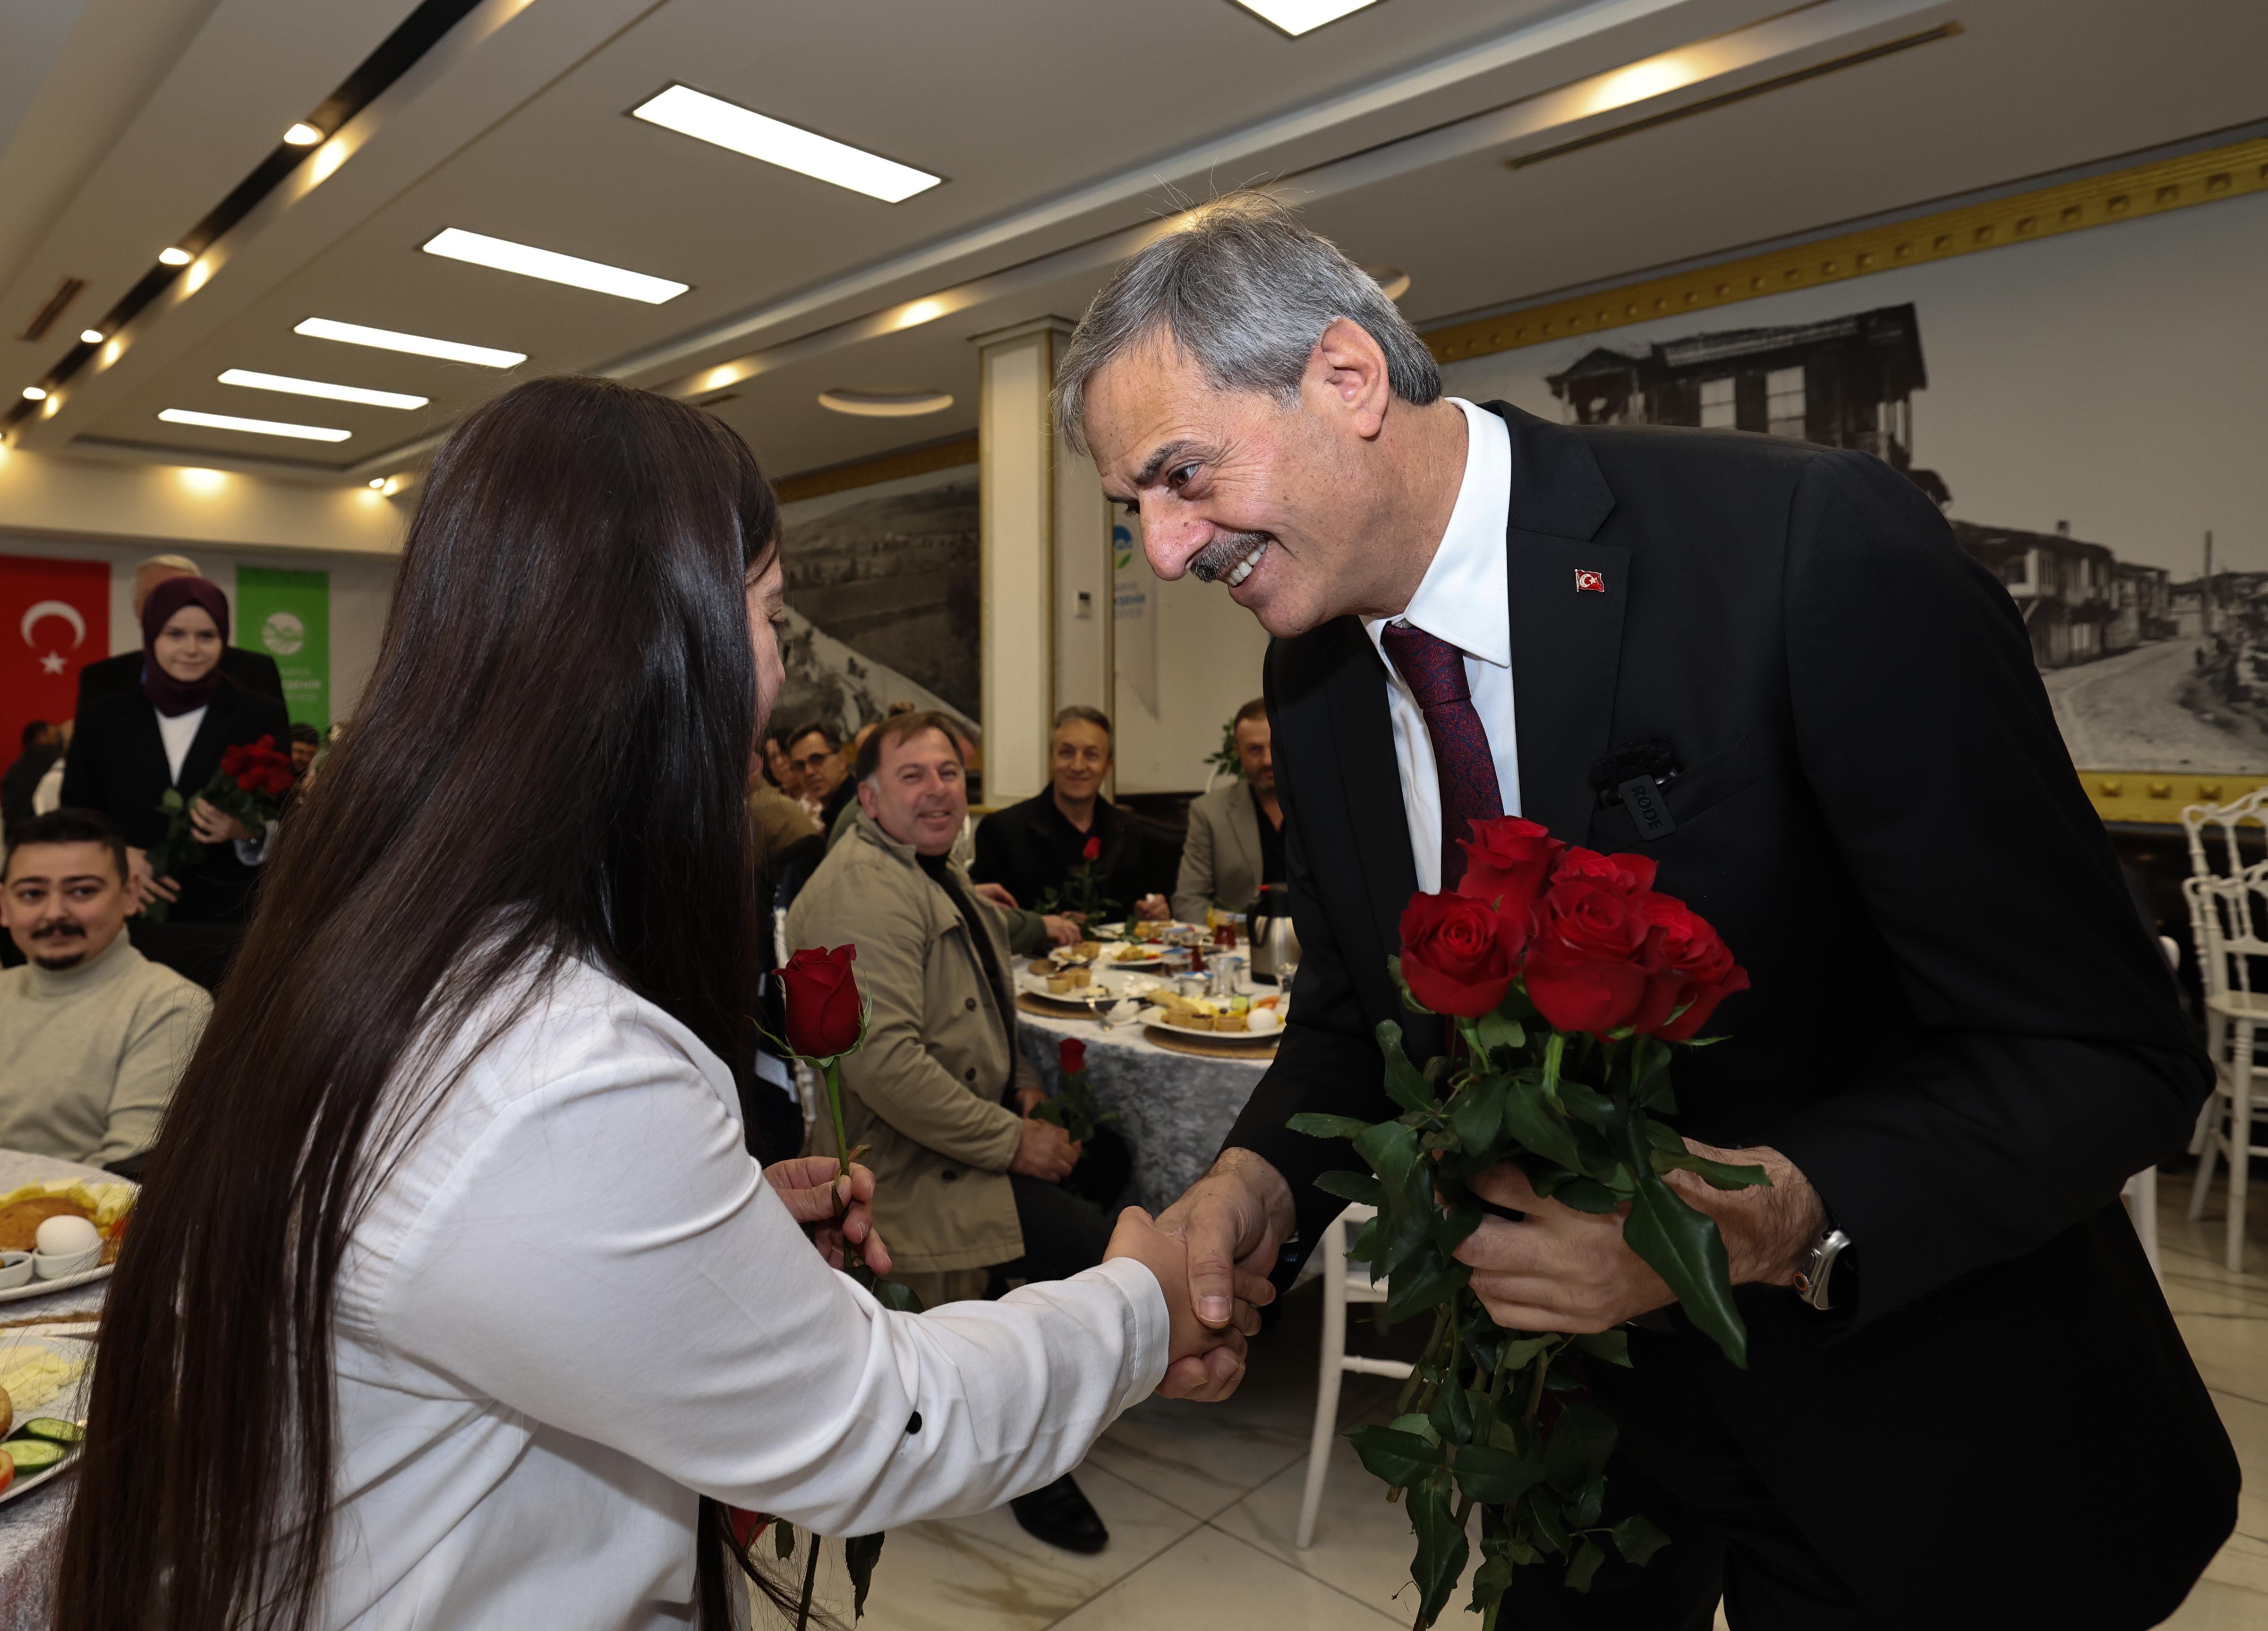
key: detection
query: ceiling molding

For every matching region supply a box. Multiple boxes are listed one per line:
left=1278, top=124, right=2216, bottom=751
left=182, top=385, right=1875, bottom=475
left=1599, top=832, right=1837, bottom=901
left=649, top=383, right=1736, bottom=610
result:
left=773, top=433, right=978, bottom=506
left=1424, top=131, right=2268, bottom=365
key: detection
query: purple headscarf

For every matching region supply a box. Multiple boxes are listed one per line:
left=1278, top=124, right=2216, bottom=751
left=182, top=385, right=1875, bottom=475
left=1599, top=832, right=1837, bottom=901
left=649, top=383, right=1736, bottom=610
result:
left=140, top=576, right=231, bottom=717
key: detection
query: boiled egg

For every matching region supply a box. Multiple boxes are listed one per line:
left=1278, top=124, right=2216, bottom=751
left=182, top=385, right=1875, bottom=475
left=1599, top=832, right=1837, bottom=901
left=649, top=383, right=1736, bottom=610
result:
left=33, top=1216, right=98, bottom=1257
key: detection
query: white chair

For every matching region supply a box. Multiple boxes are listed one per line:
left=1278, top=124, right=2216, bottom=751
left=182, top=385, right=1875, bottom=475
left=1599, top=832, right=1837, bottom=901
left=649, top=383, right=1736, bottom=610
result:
left=2185, top=871, right=2268, bottom=1269
left=2182, top=786, right=2268, bottom=880
left=1296, top=1203, right=1414, bottom=1551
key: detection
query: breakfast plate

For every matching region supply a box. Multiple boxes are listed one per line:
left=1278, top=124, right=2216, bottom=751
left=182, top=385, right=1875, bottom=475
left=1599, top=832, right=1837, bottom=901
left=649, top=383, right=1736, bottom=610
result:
left=0, top=1332, right=91, bottom=1505
left=0, top=1265, right=111, bottom=1305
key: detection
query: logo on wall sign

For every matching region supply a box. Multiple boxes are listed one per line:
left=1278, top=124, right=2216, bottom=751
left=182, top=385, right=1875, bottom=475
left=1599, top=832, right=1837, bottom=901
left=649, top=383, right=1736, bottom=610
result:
left=261, top=610, right=306, bottom=658
left=1573, top=569, right=1605, bottom=594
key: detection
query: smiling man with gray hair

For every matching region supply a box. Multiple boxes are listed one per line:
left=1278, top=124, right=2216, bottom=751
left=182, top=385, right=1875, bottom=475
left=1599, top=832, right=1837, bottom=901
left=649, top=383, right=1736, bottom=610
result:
left=1059, top=189, right=2232, bottom=1628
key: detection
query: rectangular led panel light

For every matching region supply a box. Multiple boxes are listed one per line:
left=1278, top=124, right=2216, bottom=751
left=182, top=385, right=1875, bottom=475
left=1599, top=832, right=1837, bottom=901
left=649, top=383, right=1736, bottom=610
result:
left=293, top=317, right=525, bottom=367
left=1233, top=0, right=1379, bottom=35
left=218, top=368, right=428, bottom=410
left=631, top=85, right=940, bottom=203
left=422, top=227, right=688, bottom=303
left=158, top=408, right=351, bottom=442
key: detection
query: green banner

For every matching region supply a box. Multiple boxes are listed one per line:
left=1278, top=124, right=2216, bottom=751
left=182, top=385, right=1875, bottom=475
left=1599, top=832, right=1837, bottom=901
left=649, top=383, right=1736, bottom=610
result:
left=236, top=565, right=330, bottom=730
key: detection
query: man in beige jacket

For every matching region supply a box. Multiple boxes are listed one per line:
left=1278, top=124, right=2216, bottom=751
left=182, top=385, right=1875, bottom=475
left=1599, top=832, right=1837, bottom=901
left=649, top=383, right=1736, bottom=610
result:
left=788, top=710, right=1114, bottom=1555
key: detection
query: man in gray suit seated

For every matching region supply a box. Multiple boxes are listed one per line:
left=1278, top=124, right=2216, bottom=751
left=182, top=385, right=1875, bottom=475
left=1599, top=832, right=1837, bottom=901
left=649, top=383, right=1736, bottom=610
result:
left=1172, top=697, right=1284, bottom=923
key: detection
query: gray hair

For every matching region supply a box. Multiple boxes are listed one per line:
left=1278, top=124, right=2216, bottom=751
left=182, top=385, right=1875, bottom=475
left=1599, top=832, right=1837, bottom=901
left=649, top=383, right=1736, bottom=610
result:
left=1053, top=190, right=1440, bottom=456
left=135, top=552, right=201, bottom=576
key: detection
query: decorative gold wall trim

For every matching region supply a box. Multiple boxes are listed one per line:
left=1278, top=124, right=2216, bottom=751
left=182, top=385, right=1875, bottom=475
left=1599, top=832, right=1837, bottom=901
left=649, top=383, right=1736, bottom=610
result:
left=773, top=434, right=979, bottom=505
left=2081, top=770, right=2268, bottom=827
left=1426, top=134, right=2268, bottom=365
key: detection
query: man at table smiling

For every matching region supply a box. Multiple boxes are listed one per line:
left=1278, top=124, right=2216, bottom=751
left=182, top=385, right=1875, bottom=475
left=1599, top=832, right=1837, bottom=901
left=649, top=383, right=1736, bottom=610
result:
left=788, top=709, right=1124, bottom=1556
left=1052, top=191, right=2234, bottom=1629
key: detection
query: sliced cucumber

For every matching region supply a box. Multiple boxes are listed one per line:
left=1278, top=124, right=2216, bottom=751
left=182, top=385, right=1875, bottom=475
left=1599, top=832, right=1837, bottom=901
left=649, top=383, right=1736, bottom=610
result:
left=6, top=1439, right=68, bottom=1473
left=18, top=1419, right=81, bottom=1445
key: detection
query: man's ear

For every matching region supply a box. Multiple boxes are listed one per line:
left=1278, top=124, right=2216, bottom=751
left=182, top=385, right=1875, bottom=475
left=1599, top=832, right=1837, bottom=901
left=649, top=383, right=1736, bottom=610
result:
left=856, top=779, right=879, bottom=820
left=1310, top=316, right=1393, bottom=442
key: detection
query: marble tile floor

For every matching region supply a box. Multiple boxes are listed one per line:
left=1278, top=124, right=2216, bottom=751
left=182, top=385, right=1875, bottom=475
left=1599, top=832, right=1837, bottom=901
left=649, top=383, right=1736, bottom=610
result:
left=763, top=1175, right=2268, bottom=1629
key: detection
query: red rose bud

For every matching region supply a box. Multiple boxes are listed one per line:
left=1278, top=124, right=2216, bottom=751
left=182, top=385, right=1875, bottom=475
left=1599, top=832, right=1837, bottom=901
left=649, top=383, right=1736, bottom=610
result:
left=1081, top=836, right=1102, bottom=862
left=1457, top=817, right=1564, bottom=918
left=780, top=944, right=862, bottom=1058
left=1552, top=846, right=1658, bottom=896
left=1398, top=892, right=1526, bottom=1018
left=1059, top=1037, right=1088, bottom=1075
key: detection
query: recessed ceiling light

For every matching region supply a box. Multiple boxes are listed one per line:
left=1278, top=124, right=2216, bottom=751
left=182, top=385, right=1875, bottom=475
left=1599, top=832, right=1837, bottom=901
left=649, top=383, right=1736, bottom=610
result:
left=818, top=388, right=955, bottom=418
left=1232, top=0, right=1380, bottom=36
left=368, top=477, right=386, bottom=488
left=21, top=386, right=46, bottom=401
left=218, top=368, right=428, bottom=410
left=283, top=122, right=324, bottom=146
left=293, top=317, right=525, bottom=368
left=421, top=227, right=688, bottom=304
left=157, top=408, right=350, bottom=442
left=78, top=329, right=104, bottom=345
left=158, top=247, right=192, bottom=266
left=631, top=85, right=941, bottom=204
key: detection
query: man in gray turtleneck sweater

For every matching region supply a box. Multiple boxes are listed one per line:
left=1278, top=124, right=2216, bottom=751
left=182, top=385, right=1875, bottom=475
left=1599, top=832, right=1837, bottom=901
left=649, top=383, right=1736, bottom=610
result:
left=0, top=809, right=209, bottom=1170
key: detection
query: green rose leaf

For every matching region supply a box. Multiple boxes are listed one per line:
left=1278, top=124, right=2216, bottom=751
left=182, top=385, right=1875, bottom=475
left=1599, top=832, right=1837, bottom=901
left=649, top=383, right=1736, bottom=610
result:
left=1428, top=1375, right=1476, bottom=1445
left=844, top=1531, right=887, bottom=1619
left=1289, top=1113, right=1373, bottom=1140
left=1555, top=1076, right=1618, bottom=1131
left=1549, top=1176, right=1625, bottom=1215
left=1620, top=1117, right=1750, bottom=1368
left=1468, top=1551, right=1515, bottom=1614
left=1500, top=1074, right=1586, bottom=1174
left=1471, top=1008, right=1526, bottom=1059
left=1529, top=1488, right=1571, bottom=1554
left=1348, top=1424, right=1447, bottom=1488
left=773, top=1519, right=797, bottom=1560
left=1409, top=1472, right=1470, bottom=1627
left=1354, top=1117, right=1422, bottom=1192
left=1378, top=1021, right=1437, bottom=1115
left=1542, top=1401, right=1618, bottom=1495
left=1385, top=1247, right=1473, bottom=1322
left=1567, top=1469, right=1607, bottom=1531
left=1573, top=1330, right=1631, bottom=1367
left=1565, top=1537, right=1608, bottom=1593
left=1313, top=1169, right=1384, bottom=1206
left=1449, top=1442, right=1548, bottom=1505
left=1449, top=1076, right=1507, bottom=1158
left=869, top=1277, right=926, bottom=1314
left=1611, top=1513, right=1672, bottom=1566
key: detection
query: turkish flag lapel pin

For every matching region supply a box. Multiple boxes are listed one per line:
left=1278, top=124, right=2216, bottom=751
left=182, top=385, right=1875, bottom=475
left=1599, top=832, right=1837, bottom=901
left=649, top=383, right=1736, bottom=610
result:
left=1573, top=568, right=1605, bottom=594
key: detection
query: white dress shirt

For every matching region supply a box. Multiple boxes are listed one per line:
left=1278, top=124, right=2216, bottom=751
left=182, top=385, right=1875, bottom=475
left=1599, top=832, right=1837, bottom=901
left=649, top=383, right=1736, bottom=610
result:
left=322, top=955, right=1166, bottom=1629
left=1362, top=397, right=1521, bottom=892
left=154, top=705, right=205, bottom=783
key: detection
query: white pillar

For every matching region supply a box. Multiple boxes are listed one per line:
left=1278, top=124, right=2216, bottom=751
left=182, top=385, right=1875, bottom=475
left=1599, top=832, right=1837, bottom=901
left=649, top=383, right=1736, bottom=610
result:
left=974, top=316, right=1112, bottom=805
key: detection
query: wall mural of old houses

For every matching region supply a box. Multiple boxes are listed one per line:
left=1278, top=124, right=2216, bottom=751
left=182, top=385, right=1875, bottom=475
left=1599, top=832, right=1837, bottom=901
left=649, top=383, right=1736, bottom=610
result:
left=1442, top=188, right=2268, bottom=777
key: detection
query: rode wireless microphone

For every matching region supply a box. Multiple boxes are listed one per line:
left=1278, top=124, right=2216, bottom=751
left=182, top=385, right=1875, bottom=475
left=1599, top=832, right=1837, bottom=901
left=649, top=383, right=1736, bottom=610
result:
left=1589, top=739, right=1680, bottom=840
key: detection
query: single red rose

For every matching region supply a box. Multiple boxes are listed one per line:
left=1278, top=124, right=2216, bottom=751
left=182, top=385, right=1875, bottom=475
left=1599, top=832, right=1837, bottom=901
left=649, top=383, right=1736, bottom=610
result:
left=781, top=943, right=862, bottom=1058
left=1524, top=947, right=1654, bottom=1035
left=1625, top=891, right=1748, bottom=1040
left=725, top=1506, right=770, bottom=1553
left=1457, top=817, right=1563, bottom=918
left=1553, top=846, right=1658, bottom=896
left=1060, top=1037, right=1088, bottom=1075
left=1650, top=965, right=1749, bottom=1041
left=1081, top=836, right=1102, bottom=863
left=1399, top=892, right=1526, bottom=1018
left=1530, top=876, right=1652, bottom=966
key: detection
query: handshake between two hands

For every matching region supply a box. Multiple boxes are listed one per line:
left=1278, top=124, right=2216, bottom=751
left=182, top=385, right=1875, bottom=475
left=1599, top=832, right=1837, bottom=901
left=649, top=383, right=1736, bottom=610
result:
left=760, top=1156, right=1273, bottom=1397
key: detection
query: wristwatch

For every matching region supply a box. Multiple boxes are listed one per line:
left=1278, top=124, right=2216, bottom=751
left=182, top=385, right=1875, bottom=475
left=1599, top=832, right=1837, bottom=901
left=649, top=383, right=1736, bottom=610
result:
left=1791, top=1224, right=1856, bottom=1312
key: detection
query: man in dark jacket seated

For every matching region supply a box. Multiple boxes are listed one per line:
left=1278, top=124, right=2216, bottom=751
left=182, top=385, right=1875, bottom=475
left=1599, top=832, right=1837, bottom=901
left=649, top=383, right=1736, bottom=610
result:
left=973, top=706, right=1174, bottom=923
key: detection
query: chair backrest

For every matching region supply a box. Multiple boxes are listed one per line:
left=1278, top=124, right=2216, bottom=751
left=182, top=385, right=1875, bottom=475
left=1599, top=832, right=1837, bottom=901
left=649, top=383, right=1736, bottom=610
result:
left=2183, top=786, right=2268, bottom=878
left=2184, top=866, right=2268, bottom=1002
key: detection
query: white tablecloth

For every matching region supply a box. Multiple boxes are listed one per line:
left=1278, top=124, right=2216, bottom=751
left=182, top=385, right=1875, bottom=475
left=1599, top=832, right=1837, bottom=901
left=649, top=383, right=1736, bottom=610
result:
left=1015, top=1006, right=1273, bottom=1214
left=0, top=1150, right=123, bottom=1631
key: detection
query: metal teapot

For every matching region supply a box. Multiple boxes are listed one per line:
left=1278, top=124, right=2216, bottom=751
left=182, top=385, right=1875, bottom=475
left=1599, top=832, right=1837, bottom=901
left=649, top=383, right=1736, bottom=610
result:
left=1248, top=882, right=1301, bottom=982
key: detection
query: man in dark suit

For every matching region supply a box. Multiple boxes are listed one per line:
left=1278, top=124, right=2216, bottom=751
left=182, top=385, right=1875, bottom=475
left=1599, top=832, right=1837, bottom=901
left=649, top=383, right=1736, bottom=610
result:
left=1054, top=192, right=2235, bottom=1629
left=973, top=705, right=1175, bottom=922
left=74, top=555, right=283, bottom=713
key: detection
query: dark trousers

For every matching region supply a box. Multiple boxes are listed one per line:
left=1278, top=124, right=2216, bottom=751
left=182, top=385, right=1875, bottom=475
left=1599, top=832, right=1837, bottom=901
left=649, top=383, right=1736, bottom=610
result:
left=1503, top=1329, right=1891, bottom=1631
left=990, top=1172, right=1113, bottom=1288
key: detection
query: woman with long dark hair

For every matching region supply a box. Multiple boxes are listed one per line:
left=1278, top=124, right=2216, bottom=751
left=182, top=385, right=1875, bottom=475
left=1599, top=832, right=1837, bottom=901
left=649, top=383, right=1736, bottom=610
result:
left=59, top=576, right=292, bottom=922
left=57, top=378, right=1237, bottom=1631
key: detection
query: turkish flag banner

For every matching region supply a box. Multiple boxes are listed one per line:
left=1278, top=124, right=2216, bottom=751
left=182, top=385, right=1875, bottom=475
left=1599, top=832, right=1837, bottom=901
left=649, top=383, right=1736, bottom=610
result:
left=0, top=554, right=111, bottom=763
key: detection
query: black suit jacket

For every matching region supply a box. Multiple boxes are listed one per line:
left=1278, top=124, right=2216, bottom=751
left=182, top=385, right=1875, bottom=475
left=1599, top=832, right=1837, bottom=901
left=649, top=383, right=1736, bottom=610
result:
left=75, top=645, right=283, bottom=716
left=1228, top=404, right=2234, bottom=1627
left=971, top=791, right=1175, bottom=914
left=59, top=678, right=291, bottom=924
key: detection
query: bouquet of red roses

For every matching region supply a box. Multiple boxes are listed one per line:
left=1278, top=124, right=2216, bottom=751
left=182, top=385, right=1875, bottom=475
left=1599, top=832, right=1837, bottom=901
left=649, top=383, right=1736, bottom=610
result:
left=1290, top=817, right=1759, bottom=1628
left=143, top=734, right=296, bottom=922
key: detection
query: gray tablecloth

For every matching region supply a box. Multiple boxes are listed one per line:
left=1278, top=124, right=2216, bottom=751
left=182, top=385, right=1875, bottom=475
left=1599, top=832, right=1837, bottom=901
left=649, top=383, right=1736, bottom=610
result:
left=1015, top=1007, right=1272, bottom=1213
left=0, top=1151, right=123, bottom=1631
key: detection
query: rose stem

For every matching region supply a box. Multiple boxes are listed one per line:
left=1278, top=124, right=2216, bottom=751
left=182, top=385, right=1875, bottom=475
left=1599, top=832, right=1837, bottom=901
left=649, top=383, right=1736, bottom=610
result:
left=819, top=1057, right=864, bottom=1275
left=794, top=1528, right=821, bottom=1631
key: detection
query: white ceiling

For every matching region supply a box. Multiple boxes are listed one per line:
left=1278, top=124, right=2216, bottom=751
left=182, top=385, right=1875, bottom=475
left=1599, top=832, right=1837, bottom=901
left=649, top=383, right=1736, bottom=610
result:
left=2, top=0, right=2263, bottom=487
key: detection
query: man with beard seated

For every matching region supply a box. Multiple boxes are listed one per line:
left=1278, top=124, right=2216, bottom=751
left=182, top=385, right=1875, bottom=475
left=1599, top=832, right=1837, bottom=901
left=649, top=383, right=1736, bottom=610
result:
left=0, top=808, right=210, bottom=1172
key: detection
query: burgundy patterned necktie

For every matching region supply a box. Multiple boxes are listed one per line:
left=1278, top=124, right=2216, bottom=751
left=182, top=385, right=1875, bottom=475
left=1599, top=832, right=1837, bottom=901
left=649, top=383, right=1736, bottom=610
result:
left=1381, top=621, right=1503, bottom=890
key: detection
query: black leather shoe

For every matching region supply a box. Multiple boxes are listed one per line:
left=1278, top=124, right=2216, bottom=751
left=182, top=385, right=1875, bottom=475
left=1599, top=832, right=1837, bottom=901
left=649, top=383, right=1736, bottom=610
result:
left=1010, top=1473, right=1109, bottom=1554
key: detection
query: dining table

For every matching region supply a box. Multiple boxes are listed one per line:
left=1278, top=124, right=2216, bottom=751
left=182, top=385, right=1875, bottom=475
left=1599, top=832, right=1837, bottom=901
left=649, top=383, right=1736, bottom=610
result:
left=0, top=1150, right=122, bottom=1631
left=1015, top=999, right=1275, bottom=1215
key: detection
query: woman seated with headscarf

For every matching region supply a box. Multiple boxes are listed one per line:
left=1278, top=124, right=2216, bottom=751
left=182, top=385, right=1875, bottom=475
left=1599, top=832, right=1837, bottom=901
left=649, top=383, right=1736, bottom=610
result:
left=59, top=576, right=292, bottom=923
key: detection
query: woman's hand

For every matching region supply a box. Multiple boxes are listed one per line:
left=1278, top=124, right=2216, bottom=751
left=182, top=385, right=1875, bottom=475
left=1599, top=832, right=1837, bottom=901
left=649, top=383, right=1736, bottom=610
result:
left=125, top=846, right=179, bottom=910
left=1105, top=1207, right=1268, bottom=1391
left=189, top=797, right=249, bottom=844
left=763, top=1157, right=891, bottom=1278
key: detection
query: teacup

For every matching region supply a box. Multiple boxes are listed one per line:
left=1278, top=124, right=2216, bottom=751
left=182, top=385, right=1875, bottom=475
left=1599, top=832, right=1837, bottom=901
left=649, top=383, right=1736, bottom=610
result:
left=31, top=1244, right=100, bottom=1281
left=0, top=1252, right=32, bottom=1289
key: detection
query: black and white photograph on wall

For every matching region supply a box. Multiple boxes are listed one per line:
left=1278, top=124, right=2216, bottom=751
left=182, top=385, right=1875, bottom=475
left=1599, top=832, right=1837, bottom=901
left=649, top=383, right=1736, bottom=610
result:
left=1440, top=186, right=2268, bottom=776
left=771, top=462, right=980, bottom=738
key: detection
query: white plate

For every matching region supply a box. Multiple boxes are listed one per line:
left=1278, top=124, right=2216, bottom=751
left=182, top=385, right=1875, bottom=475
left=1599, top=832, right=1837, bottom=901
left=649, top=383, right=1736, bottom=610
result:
left=0, top=1263, right=111, bottom=1304
left=1141, top=1014, right=1282, bottom=1049
left=0, top=1332, right=91, bottom=1504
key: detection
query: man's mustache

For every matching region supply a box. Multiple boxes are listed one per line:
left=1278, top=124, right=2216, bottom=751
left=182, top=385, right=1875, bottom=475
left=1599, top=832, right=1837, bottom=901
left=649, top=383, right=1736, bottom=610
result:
left=31, top=921, right=85, bottom=940
left=1188, top=530, right=1270, bottom=584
